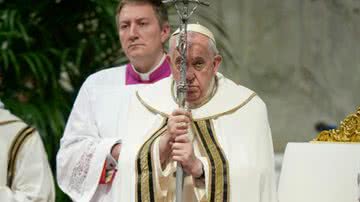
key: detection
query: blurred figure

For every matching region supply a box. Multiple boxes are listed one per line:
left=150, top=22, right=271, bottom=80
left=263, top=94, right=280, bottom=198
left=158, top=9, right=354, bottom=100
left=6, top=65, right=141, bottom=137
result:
left=56, top=0, right=171, bottom=201
left=0, top=100, right=55, bottom=202
left=315, top=121, right=337, bottom=132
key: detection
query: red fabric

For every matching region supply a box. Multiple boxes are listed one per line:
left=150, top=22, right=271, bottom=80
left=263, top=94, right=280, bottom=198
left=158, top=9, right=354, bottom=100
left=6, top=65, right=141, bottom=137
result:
left=99, top=160, right=118, bottom=184
left=125, top=56, right=171, bottom=85
left=99, top=160, right=108, bottom=184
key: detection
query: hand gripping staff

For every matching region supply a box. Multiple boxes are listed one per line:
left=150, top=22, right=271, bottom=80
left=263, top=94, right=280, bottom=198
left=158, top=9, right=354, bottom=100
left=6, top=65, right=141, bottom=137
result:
left=161, top=1, right=210, bottom=202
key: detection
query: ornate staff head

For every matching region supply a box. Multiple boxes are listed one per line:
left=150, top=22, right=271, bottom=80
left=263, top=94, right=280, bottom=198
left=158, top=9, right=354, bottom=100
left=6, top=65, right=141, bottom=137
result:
left=162, top=0, right=209, bottom=108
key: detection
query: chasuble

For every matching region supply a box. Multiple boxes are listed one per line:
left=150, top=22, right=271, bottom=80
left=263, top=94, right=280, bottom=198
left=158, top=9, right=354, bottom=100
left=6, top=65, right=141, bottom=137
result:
left=114, top=73, right=277, bottom=202
left=0, top=109, right=55, bottom=202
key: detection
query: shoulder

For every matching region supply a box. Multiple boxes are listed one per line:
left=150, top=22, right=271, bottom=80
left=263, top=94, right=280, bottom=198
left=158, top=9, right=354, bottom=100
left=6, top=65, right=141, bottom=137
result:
left=0, top=109, right=35, bottom=144
left=230, top=85, right=269, bottom=122
left=237, top=85, right=267, bottom=110
left=135, top=77, right=175, bottom=115
left=0, top=108, right=21, bottom=123
left=83, top=65, right=127, bottom=87
left=217, top=73, right=268, bottom=117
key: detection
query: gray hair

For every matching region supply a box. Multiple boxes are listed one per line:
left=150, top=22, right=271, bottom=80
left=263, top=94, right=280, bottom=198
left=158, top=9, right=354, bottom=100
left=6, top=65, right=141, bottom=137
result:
left=168, top=32, right=219, bottom=56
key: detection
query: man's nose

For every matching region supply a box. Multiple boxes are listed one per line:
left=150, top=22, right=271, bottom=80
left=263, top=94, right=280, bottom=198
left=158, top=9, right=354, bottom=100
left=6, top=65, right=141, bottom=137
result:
left=129, top=24, right=139, bottom=40
left=186, top=68, right=195, bottom=83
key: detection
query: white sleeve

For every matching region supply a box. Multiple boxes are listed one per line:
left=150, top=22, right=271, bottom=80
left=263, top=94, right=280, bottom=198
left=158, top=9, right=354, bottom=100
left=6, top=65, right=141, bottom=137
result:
left=0, top=132, right=55, bottom=202
left=56, top=80, right=119, bottom=202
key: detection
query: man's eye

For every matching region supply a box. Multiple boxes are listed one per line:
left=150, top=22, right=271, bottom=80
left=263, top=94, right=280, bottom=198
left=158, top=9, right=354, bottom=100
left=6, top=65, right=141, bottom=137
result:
left=120, top=24, right=128, bottom=30
left=139, top=22, right=148, bottom=26
left=194, top=63, right=205, bottom=70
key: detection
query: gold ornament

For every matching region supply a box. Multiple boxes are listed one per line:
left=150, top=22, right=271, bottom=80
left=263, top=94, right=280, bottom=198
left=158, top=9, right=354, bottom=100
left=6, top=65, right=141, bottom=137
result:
left=313, top=107, right=360, bottom=142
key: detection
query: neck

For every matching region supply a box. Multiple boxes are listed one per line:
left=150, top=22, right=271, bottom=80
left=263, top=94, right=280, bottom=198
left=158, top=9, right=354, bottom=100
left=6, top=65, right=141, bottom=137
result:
left=132, top=54, right=167, bottom=81
left=131, top=51, right=165, bottom=73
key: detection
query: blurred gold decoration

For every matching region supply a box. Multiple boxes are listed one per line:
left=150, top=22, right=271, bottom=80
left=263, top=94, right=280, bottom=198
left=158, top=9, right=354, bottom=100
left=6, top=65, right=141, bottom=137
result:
left=313, top=107, right=360, bottom=142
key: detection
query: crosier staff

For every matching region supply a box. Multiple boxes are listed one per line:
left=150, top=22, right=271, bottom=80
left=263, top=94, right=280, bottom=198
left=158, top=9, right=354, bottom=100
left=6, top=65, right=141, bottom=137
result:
left=161, top=1, right=209, bottom=202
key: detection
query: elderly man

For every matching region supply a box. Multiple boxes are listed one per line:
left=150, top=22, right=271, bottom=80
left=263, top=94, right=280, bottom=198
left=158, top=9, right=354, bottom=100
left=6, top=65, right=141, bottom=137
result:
left=0, top=101, right=55, bottom=202
left=56, top=0, right=171, bottom=201
left=117, top=24, right=277, bottom=201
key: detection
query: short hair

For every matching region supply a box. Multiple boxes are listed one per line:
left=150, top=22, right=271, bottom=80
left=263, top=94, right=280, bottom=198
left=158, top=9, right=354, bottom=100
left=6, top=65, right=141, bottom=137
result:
left=116, top=0, right=169, bottom=28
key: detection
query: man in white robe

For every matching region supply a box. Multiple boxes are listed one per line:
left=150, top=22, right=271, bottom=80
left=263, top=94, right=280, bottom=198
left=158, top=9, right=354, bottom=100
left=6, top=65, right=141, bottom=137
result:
left=0, top=101, right=55, bottom=202
left=115, top=24, right=277, bottom=201
left=56, top=0, right=171, bottom=201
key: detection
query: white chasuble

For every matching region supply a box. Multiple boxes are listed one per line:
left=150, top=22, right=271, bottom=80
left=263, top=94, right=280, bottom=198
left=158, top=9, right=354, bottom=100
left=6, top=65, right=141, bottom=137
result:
left=118, top=73, right=278, bottom=202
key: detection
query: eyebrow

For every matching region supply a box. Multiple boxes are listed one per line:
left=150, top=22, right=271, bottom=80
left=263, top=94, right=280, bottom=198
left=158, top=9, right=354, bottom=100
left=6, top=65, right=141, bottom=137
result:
left=193, top=57, right=205, bottom=61
left=120, top=17, right=150, bottom=23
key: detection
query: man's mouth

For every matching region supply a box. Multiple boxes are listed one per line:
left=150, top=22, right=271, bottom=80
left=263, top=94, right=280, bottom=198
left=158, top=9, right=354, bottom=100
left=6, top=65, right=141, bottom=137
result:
left=128, top=44, right=144, bottom=49
left=187, top=86, right=198, bottom=94
left=187, top=86, right=197, bottom=90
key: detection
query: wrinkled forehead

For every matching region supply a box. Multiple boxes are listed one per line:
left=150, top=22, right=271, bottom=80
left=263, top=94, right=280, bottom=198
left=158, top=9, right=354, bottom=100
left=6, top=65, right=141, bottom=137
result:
left=172, top=34, right=212, bottom=58
left=174, top=33, right=210, bottom=49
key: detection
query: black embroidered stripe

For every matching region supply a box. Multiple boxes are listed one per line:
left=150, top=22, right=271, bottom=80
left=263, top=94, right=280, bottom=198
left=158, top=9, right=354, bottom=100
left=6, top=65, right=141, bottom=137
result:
left=206, top=120, right=229, bottom=202
left=147, top=146, right=155, bottom=202
left=7, top=126, right=35, bottom=186
left=194, top=121, right=217, bottom=202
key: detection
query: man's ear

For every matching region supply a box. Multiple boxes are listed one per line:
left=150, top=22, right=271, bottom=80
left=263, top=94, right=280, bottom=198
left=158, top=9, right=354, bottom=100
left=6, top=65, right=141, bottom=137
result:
left=213, top=55, right=222, bottom=73
left=161, top=22, right=171, bottom=43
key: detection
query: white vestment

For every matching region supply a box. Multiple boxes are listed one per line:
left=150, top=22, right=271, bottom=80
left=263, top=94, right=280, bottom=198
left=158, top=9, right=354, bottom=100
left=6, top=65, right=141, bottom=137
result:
left=57, top=66, right=139, bottom=201
left=0, top=109, right=55, bottom=202
left=116, top=73, right=277, bottom=202
left=57, top=58, right=171, bottom=201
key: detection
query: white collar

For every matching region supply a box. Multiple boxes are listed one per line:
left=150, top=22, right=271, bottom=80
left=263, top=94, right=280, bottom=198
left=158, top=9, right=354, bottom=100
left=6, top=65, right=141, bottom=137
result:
left=132, top=54, right=167, bottom=81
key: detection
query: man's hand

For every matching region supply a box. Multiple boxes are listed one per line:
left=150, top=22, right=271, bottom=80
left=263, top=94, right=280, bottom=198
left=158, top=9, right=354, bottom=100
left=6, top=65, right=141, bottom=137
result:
left=171, top=133, right=203, bottom=178
left=111, top=143, right=121, bottom=161
left=159, top=108, right=191, bottom=167
left=167, top=108, right=191, bottom=139
left=158, top=108, right=203, bottom=177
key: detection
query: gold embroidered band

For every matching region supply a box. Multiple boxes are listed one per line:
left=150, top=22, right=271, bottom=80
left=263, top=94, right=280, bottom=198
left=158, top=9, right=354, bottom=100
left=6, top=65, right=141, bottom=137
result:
left=7, top=125, right=36, bottom=187
left=0, top=120, right=20, bottom=126
left=136, top=120, right=167, bottom=202
left=193, top=120, right=230, bottom=202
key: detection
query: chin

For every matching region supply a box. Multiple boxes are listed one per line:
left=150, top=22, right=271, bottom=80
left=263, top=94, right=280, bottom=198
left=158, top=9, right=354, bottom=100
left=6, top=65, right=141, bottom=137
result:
left=186, top=96, right=200, bottom=103
left=129, top=54, right=147, bottom=62
left=128, top=49, right=146, bottom=56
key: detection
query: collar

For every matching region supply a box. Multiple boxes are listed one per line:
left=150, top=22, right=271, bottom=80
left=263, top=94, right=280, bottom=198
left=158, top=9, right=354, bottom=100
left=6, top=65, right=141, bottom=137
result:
left=136, top=73, right=257, bottom=120
left=171, top=77, right=218, bottom=109
left=126, top=54, right=171, bottom=85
